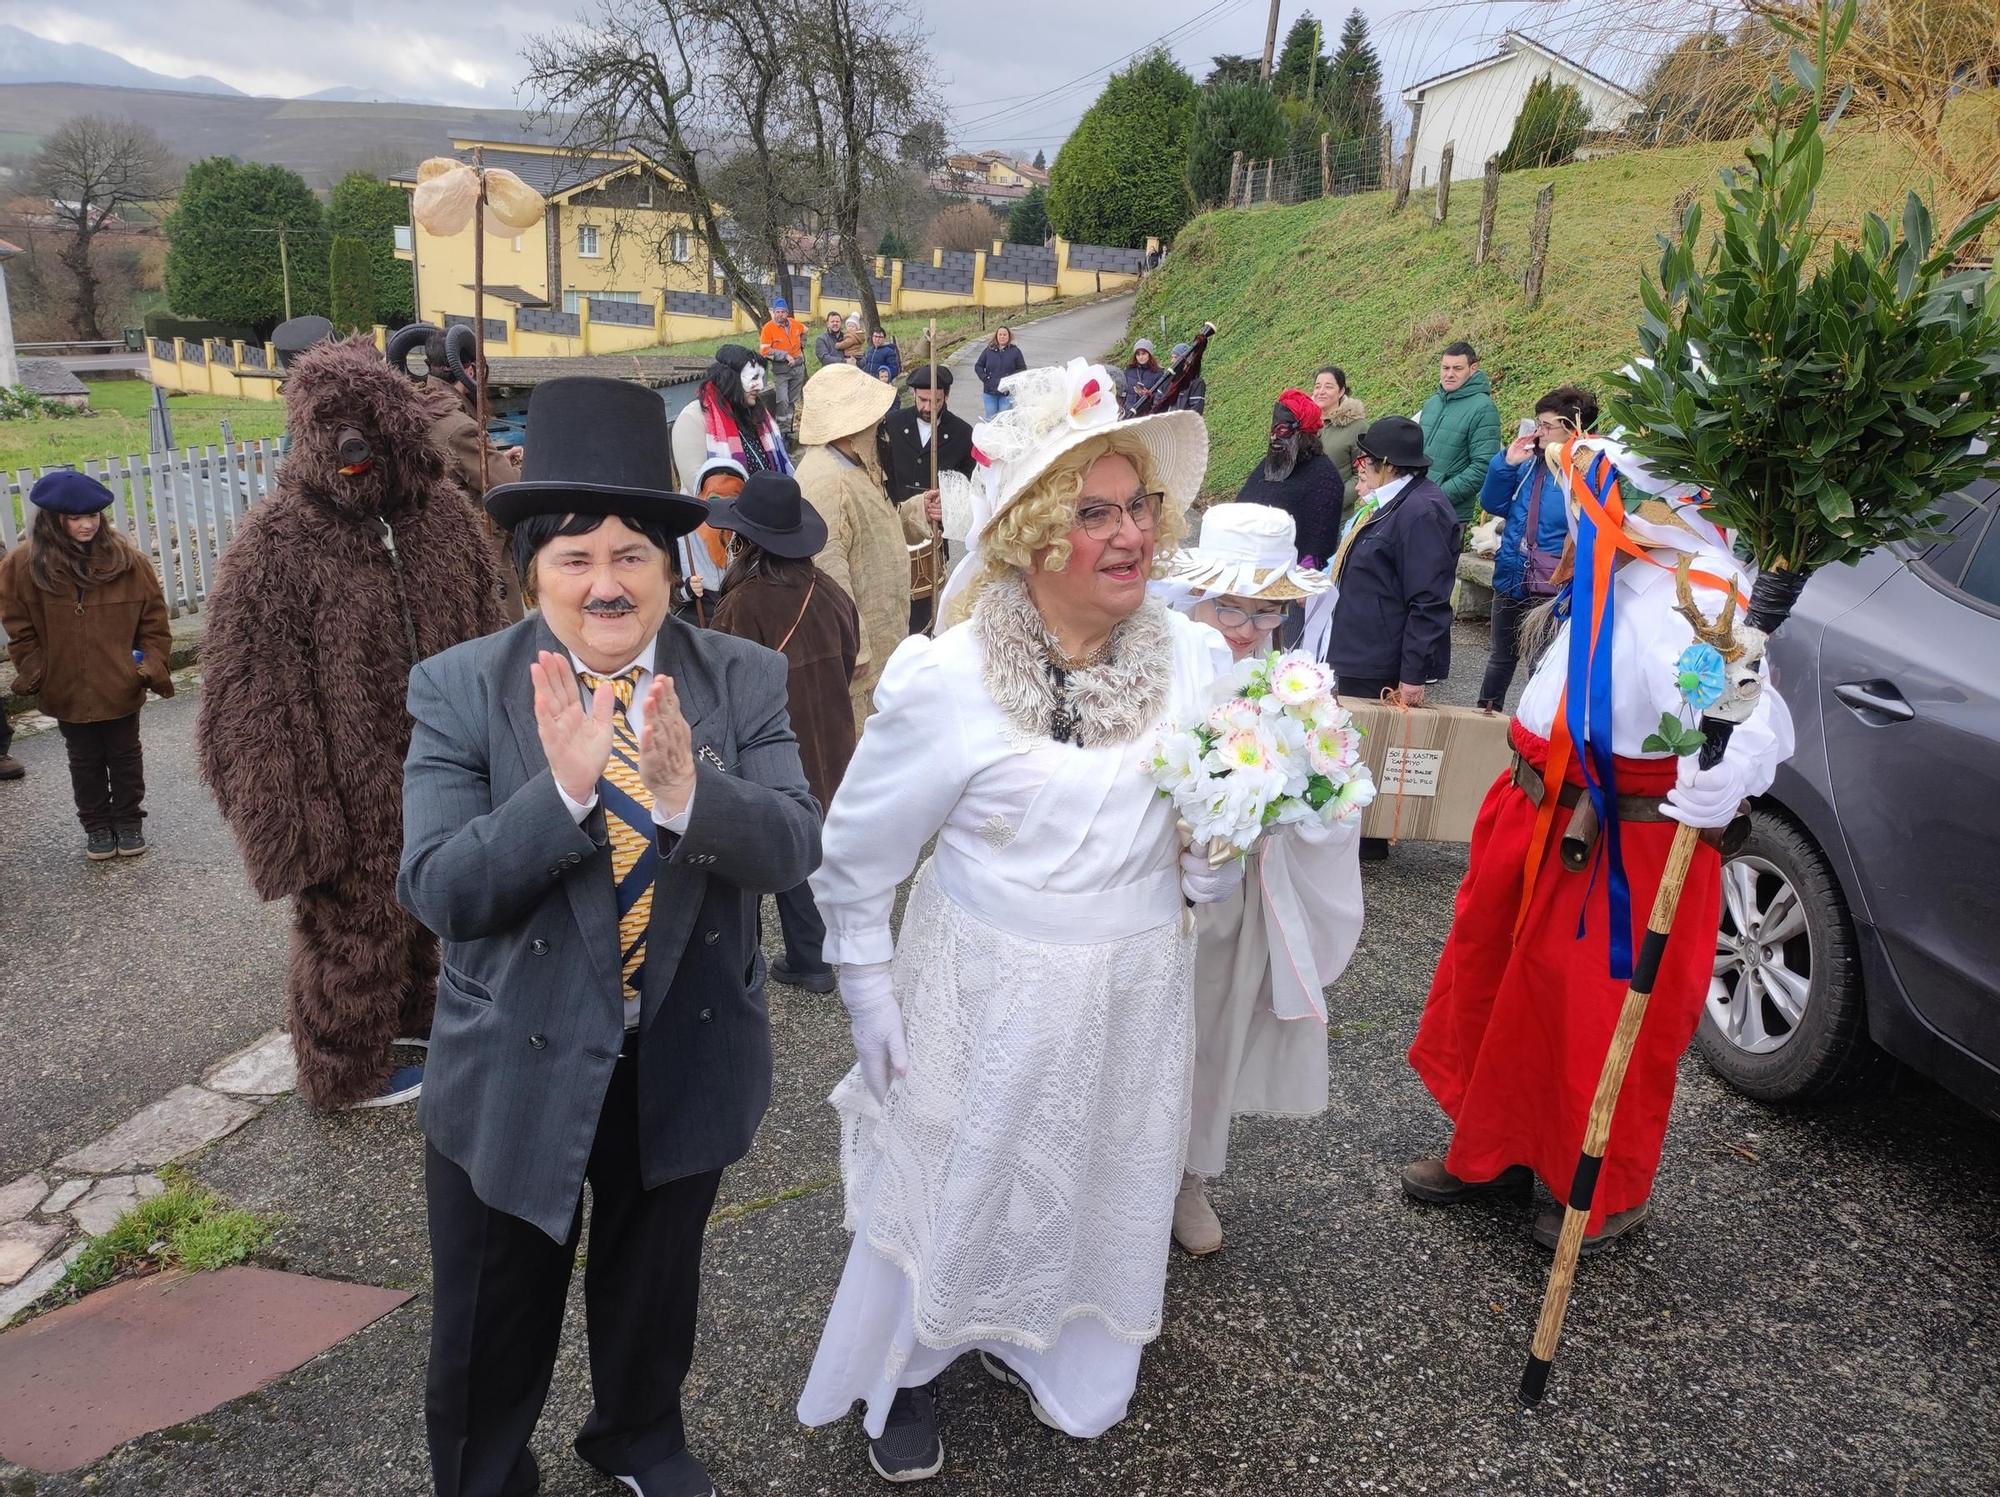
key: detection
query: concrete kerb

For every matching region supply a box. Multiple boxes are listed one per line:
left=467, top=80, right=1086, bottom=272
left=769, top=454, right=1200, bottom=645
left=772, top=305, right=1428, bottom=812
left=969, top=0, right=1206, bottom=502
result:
left=0, top=1028, right=297, bottom=1323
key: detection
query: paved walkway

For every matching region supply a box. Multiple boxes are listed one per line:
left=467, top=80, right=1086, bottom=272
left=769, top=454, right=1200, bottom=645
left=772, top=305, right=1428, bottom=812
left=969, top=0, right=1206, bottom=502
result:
left=4, top=627, right=1997, bottom=1492
left=947, top=292, right=1136, bottom=389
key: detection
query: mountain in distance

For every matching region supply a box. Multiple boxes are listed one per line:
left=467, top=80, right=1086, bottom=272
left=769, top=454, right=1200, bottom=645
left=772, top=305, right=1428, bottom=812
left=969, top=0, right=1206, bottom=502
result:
left=0, top=23, right=242, bottom=96
left=301, top=85, right=446, bottom=107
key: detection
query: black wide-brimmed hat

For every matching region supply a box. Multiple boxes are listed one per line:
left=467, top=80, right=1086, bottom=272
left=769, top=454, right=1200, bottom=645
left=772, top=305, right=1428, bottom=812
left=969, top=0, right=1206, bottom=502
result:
left=485, top=376, right=709, bottom=536
left=1354, top=415, right=1431, bottom=471
left=704, top=471, right=828, bottom=560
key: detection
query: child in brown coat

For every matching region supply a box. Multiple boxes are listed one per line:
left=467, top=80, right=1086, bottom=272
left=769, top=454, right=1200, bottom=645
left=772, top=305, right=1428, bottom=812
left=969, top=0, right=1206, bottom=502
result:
left=0, top=471, right=173, bottom=859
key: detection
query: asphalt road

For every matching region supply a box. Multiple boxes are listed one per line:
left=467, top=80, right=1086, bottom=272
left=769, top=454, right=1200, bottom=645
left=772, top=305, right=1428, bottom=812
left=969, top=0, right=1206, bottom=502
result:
left=0, top=690, right=291, bottom=1180
left=946, top=292, right=1136, bottom=387
left=5, top=616, right=1996, bottom=1495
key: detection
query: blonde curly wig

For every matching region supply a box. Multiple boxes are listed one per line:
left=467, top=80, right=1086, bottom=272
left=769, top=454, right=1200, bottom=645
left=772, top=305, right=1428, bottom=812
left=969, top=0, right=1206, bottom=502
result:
left=946, top=428, right=1186, bottom=626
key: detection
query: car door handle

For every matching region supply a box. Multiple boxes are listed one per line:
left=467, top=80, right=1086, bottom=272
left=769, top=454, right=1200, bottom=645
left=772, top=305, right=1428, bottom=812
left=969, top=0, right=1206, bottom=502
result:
left=1834, top=681, right=1915, bottom=723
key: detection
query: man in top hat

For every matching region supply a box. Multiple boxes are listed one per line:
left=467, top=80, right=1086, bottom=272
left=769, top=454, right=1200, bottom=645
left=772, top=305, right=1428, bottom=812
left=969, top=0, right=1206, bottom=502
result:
left=1325, top=415, right=1458, bottom=858
left=878, top=363, right=970, bottom=633
left=794, top=362, right=914, bottom=730
left=398, top=375, right=820, bottom=1497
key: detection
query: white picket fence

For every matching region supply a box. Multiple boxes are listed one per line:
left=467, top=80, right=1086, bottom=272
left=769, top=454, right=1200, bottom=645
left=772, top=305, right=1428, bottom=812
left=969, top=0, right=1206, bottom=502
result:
left=2, top=437, right=289, bottom=618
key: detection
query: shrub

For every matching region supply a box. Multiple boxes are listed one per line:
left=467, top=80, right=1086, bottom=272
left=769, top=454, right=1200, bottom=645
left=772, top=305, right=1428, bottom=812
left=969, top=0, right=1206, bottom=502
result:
left=1047, top=49, right=1198, bottom=248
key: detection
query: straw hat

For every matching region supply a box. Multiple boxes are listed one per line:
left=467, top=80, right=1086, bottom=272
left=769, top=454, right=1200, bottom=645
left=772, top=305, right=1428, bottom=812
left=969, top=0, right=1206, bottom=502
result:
left=1168, top=503, right=1330, bottom=602
left=934, top=357, right=1207, bottom=614
left=798, top=362, right=897, bottom=446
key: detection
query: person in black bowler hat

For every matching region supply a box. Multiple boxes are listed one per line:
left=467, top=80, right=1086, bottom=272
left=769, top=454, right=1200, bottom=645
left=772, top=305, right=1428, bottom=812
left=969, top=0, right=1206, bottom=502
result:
left=705, top=472, right=859, bottom=994
left=1324, top=415, right=1459, bottom=860
left=398, top=375, right=821, bottom=1497
left=877, top=364, right=969, bottom=633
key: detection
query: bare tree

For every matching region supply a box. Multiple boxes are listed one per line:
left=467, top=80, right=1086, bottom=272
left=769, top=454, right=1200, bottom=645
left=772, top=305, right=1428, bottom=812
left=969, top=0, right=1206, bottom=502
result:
left=29, top=115, right=175, bottom=340
left=789, top=0, right=942, bottom=333
left=925, top=201, right=1005, bottom=253
left=522, top=0, right=780, bottom=320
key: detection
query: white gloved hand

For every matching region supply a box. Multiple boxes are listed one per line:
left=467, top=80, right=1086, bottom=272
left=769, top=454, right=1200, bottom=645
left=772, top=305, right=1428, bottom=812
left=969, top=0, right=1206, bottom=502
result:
left=1663, top=752, right=1752, bottom=830
left=1180, top=848, right=1246, bottom=904
left=837, top=960, right=908, bottom=1105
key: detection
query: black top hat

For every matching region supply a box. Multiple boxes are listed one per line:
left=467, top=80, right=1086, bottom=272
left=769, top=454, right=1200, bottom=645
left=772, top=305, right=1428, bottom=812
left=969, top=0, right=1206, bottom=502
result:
left=1354, top=415, right=1431, bottom=472
left=704, top=472, right=828, bottom=560
left=485, top=376, right=709, bottom=536
left=906, top=364, right=952, bottom=392
left=273, top=316, right=334, bottom=369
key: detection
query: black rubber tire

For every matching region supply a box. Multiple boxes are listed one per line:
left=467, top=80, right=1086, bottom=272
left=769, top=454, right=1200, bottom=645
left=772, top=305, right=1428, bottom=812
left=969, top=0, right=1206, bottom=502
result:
left=1694, top=808, right=1896, bottom=1104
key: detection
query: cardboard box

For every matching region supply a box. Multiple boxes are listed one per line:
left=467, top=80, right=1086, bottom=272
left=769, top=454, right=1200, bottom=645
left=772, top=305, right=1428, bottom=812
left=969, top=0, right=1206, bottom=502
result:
left=1338, top=697, right=1515, bottom=844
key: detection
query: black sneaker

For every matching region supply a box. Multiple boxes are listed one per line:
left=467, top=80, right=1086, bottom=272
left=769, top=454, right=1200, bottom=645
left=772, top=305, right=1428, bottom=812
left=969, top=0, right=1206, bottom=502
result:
left=116, top=826, right=147, bottom=857
left=868, top=1379, right=943, bottom=1483
left=0, top=753, right=24, bottom=780
left=86, top=829, right=118, bottom=861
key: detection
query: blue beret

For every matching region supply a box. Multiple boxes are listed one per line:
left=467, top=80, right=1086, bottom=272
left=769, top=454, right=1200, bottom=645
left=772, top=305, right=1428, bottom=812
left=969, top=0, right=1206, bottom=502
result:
left=29, top=470, right=115, bottom=515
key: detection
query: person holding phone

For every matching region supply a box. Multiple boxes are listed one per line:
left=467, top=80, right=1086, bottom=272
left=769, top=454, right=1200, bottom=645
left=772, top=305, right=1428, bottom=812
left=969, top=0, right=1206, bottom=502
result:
left=1475, top=385, right=1598, bottom=710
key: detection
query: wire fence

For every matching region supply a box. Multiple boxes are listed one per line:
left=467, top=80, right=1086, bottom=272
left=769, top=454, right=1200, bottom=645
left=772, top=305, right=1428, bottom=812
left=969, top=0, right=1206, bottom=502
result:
left=1218, top=134, right=1394, bottom=211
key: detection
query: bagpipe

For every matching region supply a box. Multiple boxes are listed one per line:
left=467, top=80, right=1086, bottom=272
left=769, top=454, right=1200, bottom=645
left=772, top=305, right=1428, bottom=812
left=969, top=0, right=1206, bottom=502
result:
left=1125, top=322, right=1215, bottom=418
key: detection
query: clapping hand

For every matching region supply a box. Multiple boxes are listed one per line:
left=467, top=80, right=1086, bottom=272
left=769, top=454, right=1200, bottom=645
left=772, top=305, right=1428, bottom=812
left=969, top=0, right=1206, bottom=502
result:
left=636, top=674, right=697, bottom=819
left=531, top=651, right=615, bottom=804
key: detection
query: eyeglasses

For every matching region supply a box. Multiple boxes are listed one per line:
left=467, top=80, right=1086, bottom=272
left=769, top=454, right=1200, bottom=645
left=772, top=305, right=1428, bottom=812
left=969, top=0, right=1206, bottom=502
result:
left=1212, top=604, right=1286, bottom=631
left=1075, top=491, right=1164, bottom=540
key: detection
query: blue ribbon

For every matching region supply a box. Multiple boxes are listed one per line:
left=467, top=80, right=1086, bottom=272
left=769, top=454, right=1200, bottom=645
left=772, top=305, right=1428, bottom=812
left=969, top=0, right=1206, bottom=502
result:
left=1561, top=454, right=1635, bottom=981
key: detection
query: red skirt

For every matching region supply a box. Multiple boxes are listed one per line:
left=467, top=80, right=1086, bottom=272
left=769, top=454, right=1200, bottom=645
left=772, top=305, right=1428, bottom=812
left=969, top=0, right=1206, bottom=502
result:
left=1407, top=722, right=1721, bottom=1228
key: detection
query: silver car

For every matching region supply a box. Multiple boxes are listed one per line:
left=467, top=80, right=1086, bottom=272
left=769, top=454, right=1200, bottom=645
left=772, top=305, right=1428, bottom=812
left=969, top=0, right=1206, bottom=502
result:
left=1700, top=478, right=2000, bottom=1116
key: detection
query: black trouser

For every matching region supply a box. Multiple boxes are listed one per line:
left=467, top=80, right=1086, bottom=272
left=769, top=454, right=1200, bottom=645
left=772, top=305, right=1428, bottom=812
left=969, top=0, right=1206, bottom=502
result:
left=1478, top=593, right=1532, bottom=711
left=769, top=880, right=829, bottom=976
left=425, top=1050, right=724, bottom=1497
left=1332, top=675, right=1396, bottom=859
left=58, top=713, right=144, bottom=833
left=0, top=704, right=13, bottom=756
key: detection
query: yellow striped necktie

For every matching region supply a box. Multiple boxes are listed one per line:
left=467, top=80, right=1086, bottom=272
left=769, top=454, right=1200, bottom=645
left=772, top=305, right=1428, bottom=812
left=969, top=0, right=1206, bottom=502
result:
left=581, top=668, right=655, bottom=1005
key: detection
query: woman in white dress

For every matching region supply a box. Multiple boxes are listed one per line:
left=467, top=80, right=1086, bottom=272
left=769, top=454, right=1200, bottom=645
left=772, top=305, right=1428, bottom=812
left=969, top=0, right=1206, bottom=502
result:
left=797, top=360, right=1237, bottom=1481
left=1162, top=504, right=1367, bottom=1255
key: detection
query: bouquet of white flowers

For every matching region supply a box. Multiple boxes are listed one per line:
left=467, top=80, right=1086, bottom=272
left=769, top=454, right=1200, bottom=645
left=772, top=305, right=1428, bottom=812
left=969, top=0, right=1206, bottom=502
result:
left=1143, top=649, right=1377, bottom=855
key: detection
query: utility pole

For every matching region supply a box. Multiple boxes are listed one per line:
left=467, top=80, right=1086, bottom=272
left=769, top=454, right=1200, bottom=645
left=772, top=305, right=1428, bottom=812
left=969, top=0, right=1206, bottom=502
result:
left=1259, top=0, right=1280, bottom=83
left=1306, top=17, right=1321, bottom=108
left=277, top=227, right=293, bottom=321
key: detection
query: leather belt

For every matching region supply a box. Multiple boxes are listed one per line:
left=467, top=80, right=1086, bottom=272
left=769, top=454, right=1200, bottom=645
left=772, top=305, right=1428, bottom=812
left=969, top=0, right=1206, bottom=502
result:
left=1510, top=752, right=1732, bottom=868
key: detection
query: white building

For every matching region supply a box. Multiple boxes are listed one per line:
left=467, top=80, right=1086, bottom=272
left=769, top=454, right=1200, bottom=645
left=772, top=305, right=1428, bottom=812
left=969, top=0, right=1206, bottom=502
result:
left=1400, top=31, right=1641, bottom=188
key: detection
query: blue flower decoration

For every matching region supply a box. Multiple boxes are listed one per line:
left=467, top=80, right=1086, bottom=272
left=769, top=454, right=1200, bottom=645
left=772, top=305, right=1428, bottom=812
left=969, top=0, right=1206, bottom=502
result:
left=1675, top=643, right=1728, bottom=713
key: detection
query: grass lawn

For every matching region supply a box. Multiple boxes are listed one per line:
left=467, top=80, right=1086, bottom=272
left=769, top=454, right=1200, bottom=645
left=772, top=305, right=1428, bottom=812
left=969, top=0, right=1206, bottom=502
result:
left=1133, top=104, right=1998, bottom=495
left=0, top=379, right=288, bottom=477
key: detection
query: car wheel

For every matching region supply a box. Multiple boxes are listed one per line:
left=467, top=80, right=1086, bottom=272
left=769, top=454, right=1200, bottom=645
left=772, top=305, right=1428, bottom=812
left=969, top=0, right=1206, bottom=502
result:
left=1695, top=808, right=1893, bottom=1103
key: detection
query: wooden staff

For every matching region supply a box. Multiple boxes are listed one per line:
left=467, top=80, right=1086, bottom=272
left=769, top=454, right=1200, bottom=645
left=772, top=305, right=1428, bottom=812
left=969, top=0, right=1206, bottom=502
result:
left=1520, top=574, right=1761, bottom=1408
left=925, top=316, right=944, bottom=636
left=1519, top=816, right=1701, bottom=1408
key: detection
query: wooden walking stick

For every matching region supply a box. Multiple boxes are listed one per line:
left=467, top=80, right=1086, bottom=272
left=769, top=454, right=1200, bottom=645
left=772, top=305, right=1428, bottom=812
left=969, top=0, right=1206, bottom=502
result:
left=924, top=316, right=944, bottom=637
left=1519, top=565, right=1780, bottom=1408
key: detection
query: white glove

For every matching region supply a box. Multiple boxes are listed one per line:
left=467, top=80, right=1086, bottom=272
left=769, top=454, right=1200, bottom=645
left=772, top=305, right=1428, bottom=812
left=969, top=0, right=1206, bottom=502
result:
left=1180, top=848, right=1246, bottom=904
left=1663, top=753, right=1752, bottom=830
left=837, top=959, right=908, bottom=1105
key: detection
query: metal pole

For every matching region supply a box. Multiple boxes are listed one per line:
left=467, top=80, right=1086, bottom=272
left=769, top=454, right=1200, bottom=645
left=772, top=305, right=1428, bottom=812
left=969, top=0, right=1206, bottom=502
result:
left=924, top=317, right=943, bottom=637
left=278, top=229, right=293, bottom=322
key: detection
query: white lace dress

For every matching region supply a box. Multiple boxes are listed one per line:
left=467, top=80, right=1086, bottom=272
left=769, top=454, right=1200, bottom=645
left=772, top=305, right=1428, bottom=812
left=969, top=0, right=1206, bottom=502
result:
left=798, top=580, right=1229, bottom=1439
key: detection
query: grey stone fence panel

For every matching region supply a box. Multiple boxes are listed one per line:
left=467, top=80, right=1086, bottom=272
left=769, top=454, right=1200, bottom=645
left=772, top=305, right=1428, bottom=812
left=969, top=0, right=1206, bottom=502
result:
left=1067, top=243, right=1146, bottom=273
left=241, top=343, right=268, bottom=370
left=518, top=308, right=582, bottom=336
left=151, top=338, right=176, bottom=362
left=181, top=338, right=205, bottom=366
left=822, top=269, right=891, bottom=301
left=664, top=289, right=732, bottom=320
left=445, top=313, right=509, bottom=344
left=903, top=263, right=974, bottom=294
left=209, top=339, right=235, bottom=367
left=588, top=298, right=655, bottom=328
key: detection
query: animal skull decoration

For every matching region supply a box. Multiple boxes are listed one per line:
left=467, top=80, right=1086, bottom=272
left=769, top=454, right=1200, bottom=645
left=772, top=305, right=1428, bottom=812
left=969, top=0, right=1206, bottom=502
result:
left=1673, top=556, right=1767, bottom=725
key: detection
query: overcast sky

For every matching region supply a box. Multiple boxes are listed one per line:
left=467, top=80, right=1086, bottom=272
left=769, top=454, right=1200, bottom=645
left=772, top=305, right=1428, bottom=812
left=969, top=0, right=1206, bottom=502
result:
left=13, top=0, right=1658, bottom=151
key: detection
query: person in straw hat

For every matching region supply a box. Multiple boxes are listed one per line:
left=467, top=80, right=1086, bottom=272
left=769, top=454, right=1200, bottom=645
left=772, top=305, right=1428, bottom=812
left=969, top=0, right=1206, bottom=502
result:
left=794, top=362, right=931, bottom=731
left=1157, top=503, right=1367, bottom=1256
left=795, top=358, right=1243, bottom=1480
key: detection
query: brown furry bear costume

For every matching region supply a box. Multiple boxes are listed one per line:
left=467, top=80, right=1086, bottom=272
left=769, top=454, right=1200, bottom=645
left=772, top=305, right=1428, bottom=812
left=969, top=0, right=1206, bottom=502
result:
left=198, top=335, right=507, bottom=1110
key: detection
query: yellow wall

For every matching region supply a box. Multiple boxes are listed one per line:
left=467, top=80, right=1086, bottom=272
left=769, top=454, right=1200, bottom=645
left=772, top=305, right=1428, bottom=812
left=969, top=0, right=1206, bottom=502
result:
left=413, top=219, right=548, bottom=327
left=557, top=204, right=709, bottom=306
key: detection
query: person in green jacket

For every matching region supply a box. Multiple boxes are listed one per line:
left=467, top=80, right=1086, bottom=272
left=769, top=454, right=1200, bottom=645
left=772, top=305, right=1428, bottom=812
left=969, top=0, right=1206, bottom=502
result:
left=1416, top=341, right=1502, bottom=527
